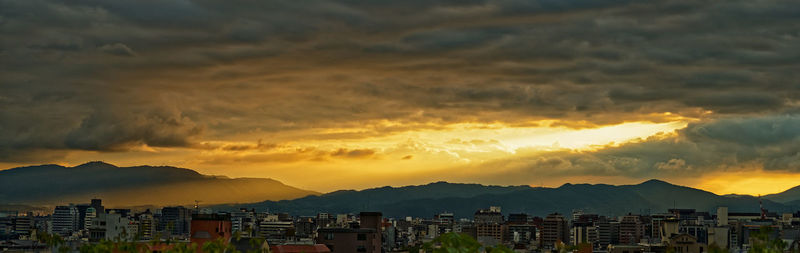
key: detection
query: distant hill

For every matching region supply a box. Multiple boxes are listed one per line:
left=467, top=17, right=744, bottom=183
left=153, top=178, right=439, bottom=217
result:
left=5, top=161, right=800, bottom=216
left=215, top=180, right=800, bottom=218
left=0, top=162, right=318, bottom=207
left=764, top=185, right=800, bottom=204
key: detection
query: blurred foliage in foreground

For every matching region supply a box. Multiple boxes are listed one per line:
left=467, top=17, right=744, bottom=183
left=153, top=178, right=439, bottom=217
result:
left=422, top=232, right=514, bottom=253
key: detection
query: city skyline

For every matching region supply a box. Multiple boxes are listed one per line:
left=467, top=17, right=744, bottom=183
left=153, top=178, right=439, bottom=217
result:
left=4, top=193, right=798, bottom=252
left=2, top=0, right=800, bottom=196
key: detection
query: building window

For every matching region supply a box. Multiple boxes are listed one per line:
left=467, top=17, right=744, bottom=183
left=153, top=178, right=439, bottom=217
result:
left=357, top=233, right=367, bottom=240
left=325, top=233, right=334, bottom=240
left=357, top=245, right=367, bottom=252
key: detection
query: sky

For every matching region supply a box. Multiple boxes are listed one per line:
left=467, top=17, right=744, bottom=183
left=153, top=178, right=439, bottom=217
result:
left=1, top=0, right=799, bottom=195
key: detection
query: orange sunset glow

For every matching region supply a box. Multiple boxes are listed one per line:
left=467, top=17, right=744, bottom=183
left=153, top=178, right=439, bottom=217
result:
left=2, top=0, right=800, bottom=200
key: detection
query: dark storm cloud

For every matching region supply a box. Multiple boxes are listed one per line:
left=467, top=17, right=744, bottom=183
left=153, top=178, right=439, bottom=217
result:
left=64, top=107, right=201, bottom=151
left=0, top=78, right=201, bottom=161
left=0, top=100, right=202, bottom=161
left=0, top=0, right=799, bottom=161
left=471, top=114, right=800, bottom=184
left=684, top=115, right=800, bottom=147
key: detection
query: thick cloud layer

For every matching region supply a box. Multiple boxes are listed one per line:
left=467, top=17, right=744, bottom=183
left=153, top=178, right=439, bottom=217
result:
left=0, top=0, right=798, bottom=168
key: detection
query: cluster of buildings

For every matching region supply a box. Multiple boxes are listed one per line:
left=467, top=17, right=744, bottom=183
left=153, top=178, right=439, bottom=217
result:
left=442, top=207, right=800, bottom=253
left=373, top=207, right=800, bottom=252
left=2, top=200, right=800, bottom=252
left=2, top=199, right=195, bottom=243
left=564, top=207, right=800, bottom=253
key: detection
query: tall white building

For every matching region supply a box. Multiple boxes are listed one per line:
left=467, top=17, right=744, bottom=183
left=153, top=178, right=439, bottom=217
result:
left=104, top=212, right=137, bottom=241
left=51, top=205, right=78, bottom=237
left=231, top=209, right=256, bottom=237
left=258, top=220, right=294, bottom=244
left=138, top=212, right=157, bottom=240
left=84, top=207, right=97, bottom=230
left=716, top=207, right=728, bottom=226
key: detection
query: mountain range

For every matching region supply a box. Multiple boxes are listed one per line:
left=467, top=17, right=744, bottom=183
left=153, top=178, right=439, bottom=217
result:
left=214, top=180, right=800, bottom=218
left=2, top=162, right=800, bottom=218
left=0, top=162, right=318, bottom=207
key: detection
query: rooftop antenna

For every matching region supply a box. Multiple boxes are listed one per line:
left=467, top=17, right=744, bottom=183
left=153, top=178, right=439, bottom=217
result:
left=759, top=195, right=766, bottom=219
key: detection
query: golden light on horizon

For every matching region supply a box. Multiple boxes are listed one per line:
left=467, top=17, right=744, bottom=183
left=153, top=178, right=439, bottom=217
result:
left=0, top=119, right=693, bottom=193
left=162, top=120, right=693, bottom=191
left=4, top=116, right=793, bottom=197
left=695, top=170, right=800, bottom=196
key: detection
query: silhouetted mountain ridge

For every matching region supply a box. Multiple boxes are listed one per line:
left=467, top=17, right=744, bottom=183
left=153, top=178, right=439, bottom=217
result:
left=764, top=185, right=800, bottom=204
left=5, top=162, right=800, bottom=216
left=216, top=179, right=800, bottom=218
left=0, top=162, right=318, bottom=207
